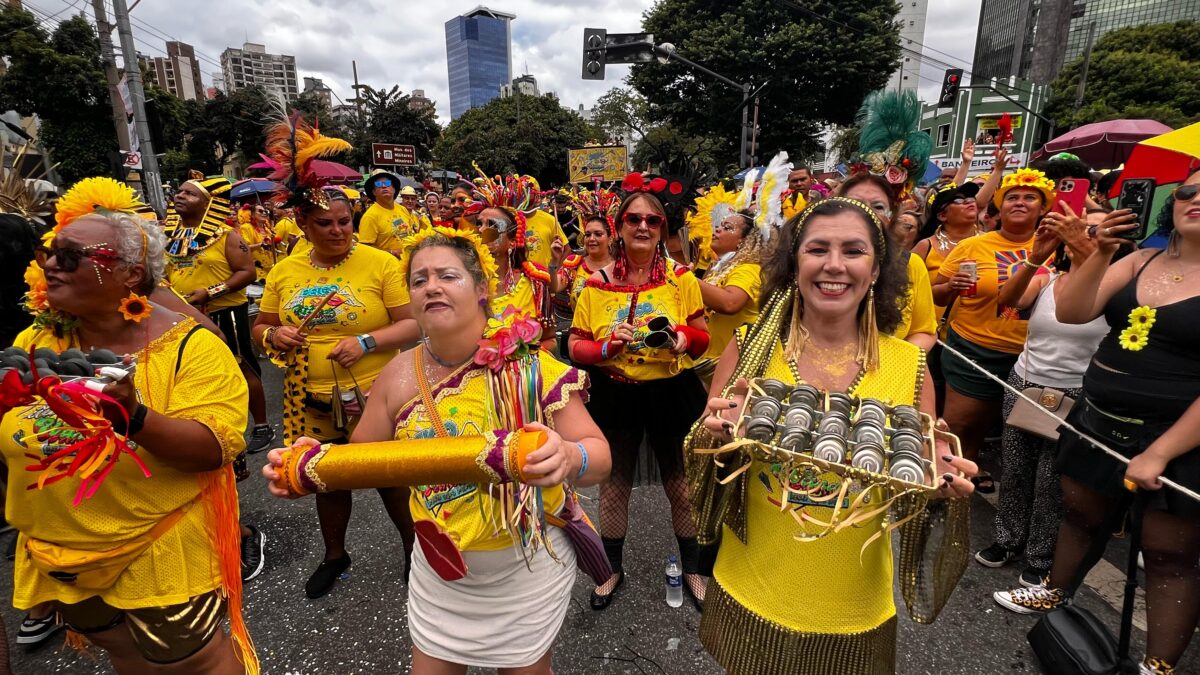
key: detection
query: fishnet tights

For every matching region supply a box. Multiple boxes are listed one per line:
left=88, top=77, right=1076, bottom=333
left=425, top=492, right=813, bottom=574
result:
left=1049, top=476, right=1200, bottom=666
left=598, top=426, right=698, bottom=540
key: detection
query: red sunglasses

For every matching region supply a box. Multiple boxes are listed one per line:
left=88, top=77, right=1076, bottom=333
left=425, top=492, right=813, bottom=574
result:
left=622, top=212, right=665, bottom=229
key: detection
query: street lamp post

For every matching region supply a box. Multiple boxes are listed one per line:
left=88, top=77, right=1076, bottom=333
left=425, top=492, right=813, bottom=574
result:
left=652, top=43, right=752, bottom=168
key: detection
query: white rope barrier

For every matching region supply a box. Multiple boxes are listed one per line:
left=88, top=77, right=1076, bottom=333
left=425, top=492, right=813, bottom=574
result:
left=936, top=338, right=1200, bottom=504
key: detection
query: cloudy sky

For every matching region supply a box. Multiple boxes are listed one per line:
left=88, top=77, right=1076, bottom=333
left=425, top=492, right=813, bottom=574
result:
left=24, top=0, right=981, bottom=125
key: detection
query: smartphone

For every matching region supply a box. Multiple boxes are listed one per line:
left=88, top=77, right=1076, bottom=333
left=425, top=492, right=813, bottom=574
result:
left=1052, top=178, right=1089, bottom=216
left=1116, top=178, right=1157, bottom=240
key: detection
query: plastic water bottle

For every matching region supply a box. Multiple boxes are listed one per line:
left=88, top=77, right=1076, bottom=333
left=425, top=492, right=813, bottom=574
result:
left=665, top=554, right=684, bottom=607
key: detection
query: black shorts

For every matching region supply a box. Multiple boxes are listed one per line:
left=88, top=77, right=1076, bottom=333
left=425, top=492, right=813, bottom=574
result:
left=1056, top=398, right=1200, bottom=519
left=208, top=302, right=261, bottom=378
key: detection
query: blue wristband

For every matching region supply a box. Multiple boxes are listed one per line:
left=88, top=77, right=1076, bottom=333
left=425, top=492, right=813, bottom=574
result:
left=575, top=442, right=589, bottom=480
left=356, top=335, right=370, bottom=353
left=600, top=340, right=609, bottom=360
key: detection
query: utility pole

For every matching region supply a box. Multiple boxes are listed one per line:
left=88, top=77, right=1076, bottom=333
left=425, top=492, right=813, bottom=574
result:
left=1073, top=22, right=1098, bottom=113
left=110, top=0, right=165, bottom=214
left=352, top=60, right=363, bottom=128
left=90, top=0, right=131, bottom=153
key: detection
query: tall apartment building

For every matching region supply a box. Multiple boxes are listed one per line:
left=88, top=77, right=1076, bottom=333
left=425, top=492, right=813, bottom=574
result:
left=139, top=41, right=205, bottom=101
left=302, top=77, right=334, bottom=108
left=445, top=6, right=515, bottom=120
left=887, top=0, right=929, bottom=92
left=973, top=0, right=1199, bottom=84
left=409, top=89, right=434, bottom=111
left=220, top=42, right=299, bottom=101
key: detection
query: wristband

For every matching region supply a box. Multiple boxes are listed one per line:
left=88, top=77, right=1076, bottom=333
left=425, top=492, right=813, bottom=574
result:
left=356, top=334, right=377, bottom=354
left=127, top=402, right=148, bottom=436
left=575, top=442, right=589, bottom=480
left=1020, top=259, right=1046, bottom=271
left=263, top=326, right=278, bottom=350
left=600, top=340, right=609, bottom=360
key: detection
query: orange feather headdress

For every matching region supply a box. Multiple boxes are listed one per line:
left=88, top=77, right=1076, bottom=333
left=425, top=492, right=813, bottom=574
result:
left=261, top=97, right=352, bottom=210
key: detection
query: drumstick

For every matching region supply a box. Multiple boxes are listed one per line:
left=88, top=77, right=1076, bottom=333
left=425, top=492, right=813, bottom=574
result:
left=297, top=288, right=339, bottom=333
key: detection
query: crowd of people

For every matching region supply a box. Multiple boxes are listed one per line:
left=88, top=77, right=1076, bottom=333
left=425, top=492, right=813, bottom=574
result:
left=0, top=87, right=1196, bottom=675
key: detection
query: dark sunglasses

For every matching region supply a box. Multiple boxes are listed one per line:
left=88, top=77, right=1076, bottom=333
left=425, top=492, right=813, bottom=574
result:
left=948, top=196, right=973, bottom=205
left=622, top=212, right=665, bottom=229
left=373, top=179, right=393, bottom=189
left=1174, top=184, right=1200, bottom=202
left=35, top=243, right=120, bottom=273
left=478, top=218, right=512, bottom=243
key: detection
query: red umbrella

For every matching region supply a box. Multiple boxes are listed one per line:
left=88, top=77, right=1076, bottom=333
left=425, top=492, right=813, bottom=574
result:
left=1032, top=119, right=1173, bottom=169
left=310, top=160, right=361, bottom=183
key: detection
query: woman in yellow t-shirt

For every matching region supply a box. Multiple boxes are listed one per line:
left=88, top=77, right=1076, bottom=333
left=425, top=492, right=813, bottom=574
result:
left=568, top=190, right=711, bottom=610
left=691, top=197, right=976, bottom=674
left=931, top=168, right=1056, bottom=477
left=694, top=209, right=762, bottom=383
left=3, top=178, right=256, bottom=672
left=264, top=228, right=610, bottom=672
left=239, top=203, right=280, bottom=280
left=838, top=174, right=938, bottom=352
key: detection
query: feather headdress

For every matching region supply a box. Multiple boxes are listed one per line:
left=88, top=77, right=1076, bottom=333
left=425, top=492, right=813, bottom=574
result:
left=262, top=96, right=352, bottom=210
left=0, top=146, right=54, bottom=227
left=471, top=163, right=538, bottom=248
left=566, top=182, right=620, bottom=237
left=852, top=90, right=933, bottom=198
left=689, top=183, right=740, bottom=268
left=753, top=152, right=791, bottom=241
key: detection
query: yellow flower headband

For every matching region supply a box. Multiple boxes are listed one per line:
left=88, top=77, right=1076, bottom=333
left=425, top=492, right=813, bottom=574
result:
left=397, top=226, right=499, bottom=296
left=993, top=168, right=1057, bottom=208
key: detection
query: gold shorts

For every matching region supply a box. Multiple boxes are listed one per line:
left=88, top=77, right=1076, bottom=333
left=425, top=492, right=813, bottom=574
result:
left=59, top=591, right=225, bottom=664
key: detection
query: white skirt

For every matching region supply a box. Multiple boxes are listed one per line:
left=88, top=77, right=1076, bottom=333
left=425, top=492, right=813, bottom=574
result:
left=407, top=527, right=576, bottom=668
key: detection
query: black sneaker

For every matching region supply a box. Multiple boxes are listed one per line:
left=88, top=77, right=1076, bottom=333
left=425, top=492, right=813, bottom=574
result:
left=305, top=555, right=351, bottom=599
left=975, top=543, right=1019, bottom=568
left=1019, top=566, right=1048, bottom=589
left=16, top=613, right=62, bottom=645
left=246, top=425, right=276, bottom=455
left=241, top=524, right=265, bottom=582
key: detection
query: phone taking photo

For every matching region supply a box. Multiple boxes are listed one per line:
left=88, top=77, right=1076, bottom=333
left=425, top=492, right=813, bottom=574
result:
left=1116, top=178, right=1156, bottom=240
left=1053, top=178, right=1089, bottom=217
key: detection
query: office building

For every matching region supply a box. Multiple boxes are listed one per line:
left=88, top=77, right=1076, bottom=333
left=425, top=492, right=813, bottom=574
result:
left=139, top=41, right=205, bottom=101
left=973, top=0, right=1199, bottom=84
left=499, top=74, right=538, bottom=98
left=887, top=0, right=929, bottom=92
left=302, top=77, right=334, bottom=108
left=409, top=89, right=434, bottom=111
left=220, top=42, right=299, bottom=101
left=445, top=6, right=515, bottom=119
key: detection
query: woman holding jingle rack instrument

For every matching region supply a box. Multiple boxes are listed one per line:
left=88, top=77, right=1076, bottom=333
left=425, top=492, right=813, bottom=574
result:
left=690, top=197, right=976, bottom=674
left=250, top=112, right=420, bottom=600
left=264, top=227, right=610, bottom=673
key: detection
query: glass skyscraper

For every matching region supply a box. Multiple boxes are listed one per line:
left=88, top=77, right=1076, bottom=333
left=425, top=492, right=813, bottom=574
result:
left=445, top=7, right=515, bottom=120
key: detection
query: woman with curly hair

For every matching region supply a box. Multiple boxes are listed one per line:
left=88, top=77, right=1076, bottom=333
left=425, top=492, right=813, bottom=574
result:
left=690, top=197, right=976, bottom=674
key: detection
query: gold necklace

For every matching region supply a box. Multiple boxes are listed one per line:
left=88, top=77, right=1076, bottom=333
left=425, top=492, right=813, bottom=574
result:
left=1164, top=261, right=1200, bottom=283
left=934, top=225, right=979, bottom=252
left=309, top=245, right=355, bottom=271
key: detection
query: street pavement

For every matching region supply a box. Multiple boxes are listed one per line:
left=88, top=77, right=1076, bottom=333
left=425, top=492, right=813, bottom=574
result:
left=2, top=353, right=1196, bottom=674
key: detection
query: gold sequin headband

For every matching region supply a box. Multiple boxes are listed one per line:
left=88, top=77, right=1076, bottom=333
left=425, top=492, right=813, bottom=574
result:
left=793, top=196, right=888, bottom=253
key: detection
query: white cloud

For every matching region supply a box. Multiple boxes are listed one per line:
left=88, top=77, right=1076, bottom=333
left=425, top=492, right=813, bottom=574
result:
left=25, top=0, right=983, bottom=123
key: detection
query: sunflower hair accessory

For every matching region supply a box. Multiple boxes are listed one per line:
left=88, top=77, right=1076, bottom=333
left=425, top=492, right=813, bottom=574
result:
left=397, top=226, right=499, bottom=296
left=993, top=168, right=1057, bottom=208
left=55, top=177, right=157, bottom=233
left=1118, top=305, right=1155, bottom=352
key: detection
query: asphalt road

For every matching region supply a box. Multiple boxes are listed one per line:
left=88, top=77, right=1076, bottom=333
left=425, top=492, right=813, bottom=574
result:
left=2, top=354, right=1196, bottom=674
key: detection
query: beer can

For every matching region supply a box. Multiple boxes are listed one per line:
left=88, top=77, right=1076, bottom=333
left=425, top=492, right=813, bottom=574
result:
left=855, top=399, right=888, bottom=426
left=749, top=396, right=783, bottom=421
left=827, top=392, right=854, bottom=417
left=758, top=379, right=790, bottom=402
left=746, top=415, right=778, bottom=443
left=783, top=404, right=815, bottom=431
left=959, top=260, right=978, bottom=297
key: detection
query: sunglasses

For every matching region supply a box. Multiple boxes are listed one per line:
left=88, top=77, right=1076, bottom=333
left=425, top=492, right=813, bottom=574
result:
left=948, top=196, right=973, bottom=206
left=622, top=212, right=665, bottom=229
left=478, top=218, right=512, bottom=243
left=454, top=195, right=471, bottom=203
left=1174, top=184, right=1200, bottom=202
left=35, top=242, right=120, bottom=273
left=373, top=179, right=393, bottom=189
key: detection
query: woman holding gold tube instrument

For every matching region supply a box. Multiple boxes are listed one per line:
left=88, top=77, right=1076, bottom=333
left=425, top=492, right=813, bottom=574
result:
left=689, top=198, right=977, bottom=674
left=264, top=227, right=610, bottom=674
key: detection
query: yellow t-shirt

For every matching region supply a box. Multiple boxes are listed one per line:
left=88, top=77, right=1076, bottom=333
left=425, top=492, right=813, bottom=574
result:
left=522, top=209, right=567, bottom=269
left=358, top=202, right=418, bottom=254
left=259, top=244, right=409, bottom=397
left=240, top=222, right=277, bottom=280
left=893, top=253, right=938, bottom=341
left=165, top=228, right=247, bottom=312
left=714, top=328, right=923, bottom=634
left=2, top=319, right=248, bottom=610
left=781, top=191, right=808, bottom=222
left=939, top=230, right=1034, bottom=353
left=394, top=356, right=586, bottom=552
left=275, top=217, right=311, bottom=257
left=562, top=256, right=599, bottom=310
left=702, top=262, right=761, bottom=360
left=571, top=262, right=705, bottom=381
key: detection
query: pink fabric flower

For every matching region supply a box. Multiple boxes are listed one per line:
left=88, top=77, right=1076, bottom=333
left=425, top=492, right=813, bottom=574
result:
left=512, top=317, right=541, bottom=344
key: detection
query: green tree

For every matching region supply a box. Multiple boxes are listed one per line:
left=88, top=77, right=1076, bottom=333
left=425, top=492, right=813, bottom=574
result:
left=184, top=87, right=273, bottom=175
left=435, top=94, right=589, bottom=184
left=590, top=85, right=722, bottom=176
left=353, top=85, right=441, bottom=169
left=629, top=0, right=901, bottom=166
left=1046, top=21, right=1200, bottom=130
left=0, top=8, right=119, bottom=183
left=290, top=91, right=348, bottom=144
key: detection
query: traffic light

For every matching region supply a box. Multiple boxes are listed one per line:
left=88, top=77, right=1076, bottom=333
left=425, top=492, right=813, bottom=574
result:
left=938, top=68, right=964, bottom=108
left=582, top=28, right=607, bottom=80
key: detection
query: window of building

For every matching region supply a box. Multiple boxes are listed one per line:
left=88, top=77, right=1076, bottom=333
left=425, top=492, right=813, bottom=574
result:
left=921, top=128, right=932, bottom=137
left=936, top=124, right=950, bottom=147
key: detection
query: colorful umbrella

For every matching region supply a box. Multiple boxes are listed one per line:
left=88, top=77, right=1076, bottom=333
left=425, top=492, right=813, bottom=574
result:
left=1032, top=119, right=1173, bottom=169
left=1109, top=121, right=1200, bottom=197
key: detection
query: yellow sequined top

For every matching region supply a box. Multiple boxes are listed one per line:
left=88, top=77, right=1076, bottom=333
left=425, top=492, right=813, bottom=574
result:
left=1, top=319, right=248, bottom=610
left=393, top=355, right=587, bottom=552
left=712, top=327, right=923, bottom=634
left=165, top=228, right=247, bottom=312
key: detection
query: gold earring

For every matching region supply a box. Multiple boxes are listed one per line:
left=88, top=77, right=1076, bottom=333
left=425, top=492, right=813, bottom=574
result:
left=856, top=282, right=880, bottom=371
left=784, top=287, right=809, bottom=364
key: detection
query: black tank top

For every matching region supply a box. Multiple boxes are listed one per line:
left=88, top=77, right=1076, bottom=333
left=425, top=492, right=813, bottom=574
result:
left=1085, top=250, right=1200, bottom=420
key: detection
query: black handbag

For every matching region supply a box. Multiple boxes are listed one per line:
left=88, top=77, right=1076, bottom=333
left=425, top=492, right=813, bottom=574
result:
left=1027, top=495, right=1144, bottom=675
